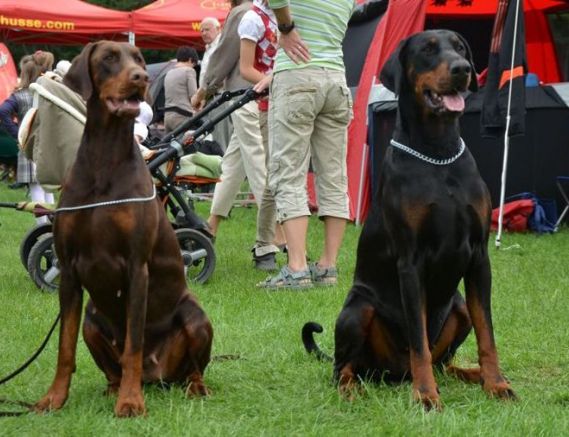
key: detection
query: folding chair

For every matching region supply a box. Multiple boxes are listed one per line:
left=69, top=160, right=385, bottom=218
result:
left=554, top=176, right=569, bottom=232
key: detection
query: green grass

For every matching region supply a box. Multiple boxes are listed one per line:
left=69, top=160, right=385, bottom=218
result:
left=0, top=182, right=568, bottom=436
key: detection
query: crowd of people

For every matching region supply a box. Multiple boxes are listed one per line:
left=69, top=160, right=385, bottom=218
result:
left=0, top=0, right=357, bottom=290
left=188, top=0, right=354, bottom=287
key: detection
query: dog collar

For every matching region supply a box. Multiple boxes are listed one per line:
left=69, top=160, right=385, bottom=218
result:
left=389, top=138, right=466, bottom=166
left=55, top=185, right=157, bottom=213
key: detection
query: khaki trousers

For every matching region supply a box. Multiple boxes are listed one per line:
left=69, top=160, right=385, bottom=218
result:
left=210, top=100, right=277, bottom=252
left=268, top=67, right=352, bottom=222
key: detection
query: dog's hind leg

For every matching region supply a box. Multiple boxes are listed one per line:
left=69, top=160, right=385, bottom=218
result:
left=334, top=299, right=403, bottom=400
left=35, top=270, right=83, bottom=413
left=431, top=293, right=480, bottom=384
left=82, top=303, right=122, bottom=395
left=179, top=296, right=213, bottom=397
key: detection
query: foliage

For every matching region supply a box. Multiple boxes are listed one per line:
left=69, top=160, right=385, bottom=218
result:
left=87, top=0, right=153, bottom=11
left=0, top=181, right=568, bottom=434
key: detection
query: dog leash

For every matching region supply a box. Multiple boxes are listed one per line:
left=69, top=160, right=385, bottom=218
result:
left=390, top=138, right=466, bottom=166
left=0, top=312, right=61, bottom=417
left=54, top=186, right=157, bottom=213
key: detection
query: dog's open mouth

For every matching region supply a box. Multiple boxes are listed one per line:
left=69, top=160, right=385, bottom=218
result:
left=106, top=93, right=144, bottom=117
left=424, top=89, right=465, bottom=113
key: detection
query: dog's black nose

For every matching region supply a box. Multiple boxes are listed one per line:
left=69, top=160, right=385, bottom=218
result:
left=131, top=69, right=149, bottom=84
left=450, top=60, right=471, bottom=77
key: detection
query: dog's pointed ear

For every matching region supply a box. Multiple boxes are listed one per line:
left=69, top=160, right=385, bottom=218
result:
left=63, top=42, right=99, bottom=101
left=455, top=32, right=478, bottom=93
left=380, top=37, right=410, bottom=96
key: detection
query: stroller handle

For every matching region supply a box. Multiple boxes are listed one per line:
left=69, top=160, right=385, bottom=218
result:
left=147, top=87, right=265, bottom=173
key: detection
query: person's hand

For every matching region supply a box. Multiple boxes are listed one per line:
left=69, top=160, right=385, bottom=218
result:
left=191, top=88, right=206, bottom=111
left=279, top=30, right=310, bottom=64
left=253, top=74, right=273, bottom=94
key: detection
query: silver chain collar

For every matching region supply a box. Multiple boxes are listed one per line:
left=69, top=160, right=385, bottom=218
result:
left=55, top=185, right=157, bottom=213
left=389, top=138, right=466, bottom=166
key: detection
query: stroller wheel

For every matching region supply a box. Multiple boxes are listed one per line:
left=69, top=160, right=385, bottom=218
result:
left=19, top=222, right=53, bottom=270
left=27, top=233, right=59, bottom=292
left=175, top=228, right=216, bottom=284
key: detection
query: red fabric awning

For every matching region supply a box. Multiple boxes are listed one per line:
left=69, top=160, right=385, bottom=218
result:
left=0, top=0, right=132, bottom=45
left=131, top=0, right=230, bottom=50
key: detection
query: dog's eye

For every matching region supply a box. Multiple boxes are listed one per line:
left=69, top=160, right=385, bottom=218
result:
left=422, top=44, right=437, bottom=54
left=456, top=43, right=465, bottom=53
left=104, top=54, right=117, bottom=62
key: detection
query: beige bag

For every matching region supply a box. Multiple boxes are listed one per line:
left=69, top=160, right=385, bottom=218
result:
left=27, top=73, right=86, bottom=188
left=17, top=107, right=37, bottom=153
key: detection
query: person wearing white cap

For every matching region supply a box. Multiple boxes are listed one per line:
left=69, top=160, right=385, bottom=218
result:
left=54, top=60, right=71, bottom=78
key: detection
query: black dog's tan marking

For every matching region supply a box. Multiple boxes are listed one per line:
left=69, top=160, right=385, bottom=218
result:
left=34, top=41, right=213, bottom=417
left=304, top=30, right=515, bottom=410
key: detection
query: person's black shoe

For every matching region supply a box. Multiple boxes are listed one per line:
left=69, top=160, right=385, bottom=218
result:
left=253, top=251, right=277, bottom=272
left=8, top=182, right=27, bottom=190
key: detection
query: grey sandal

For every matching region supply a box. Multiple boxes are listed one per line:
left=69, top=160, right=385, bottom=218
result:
left=257, top=265, right=313, bottom=290
left=309, top=263, right=338, bottom=286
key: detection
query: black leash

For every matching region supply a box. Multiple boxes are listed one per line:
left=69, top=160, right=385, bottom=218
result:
left=0, top=312, right=61, bottom=417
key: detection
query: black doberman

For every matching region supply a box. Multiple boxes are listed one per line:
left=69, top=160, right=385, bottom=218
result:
left=303, top=30, right=516, bottom=409
left=34, top=41, right=213, bottom=417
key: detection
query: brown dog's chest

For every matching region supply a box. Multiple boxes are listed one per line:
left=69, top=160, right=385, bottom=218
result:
left=55, top=205, right=156, bottom=282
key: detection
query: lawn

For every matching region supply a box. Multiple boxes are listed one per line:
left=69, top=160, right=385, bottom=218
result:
left=0, top=182, right=568, bottom=436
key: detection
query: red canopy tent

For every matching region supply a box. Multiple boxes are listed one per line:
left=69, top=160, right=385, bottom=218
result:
left=0, top=0, right=132, bottom=45
left=427, top=0, right=569, bottom=84
left=131, top=0, right=230, bottom=50
left=347, top=0, right=569, bottom=224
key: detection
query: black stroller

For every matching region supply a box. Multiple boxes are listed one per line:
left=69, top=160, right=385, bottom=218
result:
left=6, top=87, right=264, bottom=291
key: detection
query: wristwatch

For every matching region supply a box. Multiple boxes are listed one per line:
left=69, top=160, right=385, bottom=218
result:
left=278, top=21, right=295, bottom=35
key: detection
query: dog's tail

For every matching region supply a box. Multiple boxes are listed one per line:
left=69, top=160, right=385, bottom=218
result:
left=301, top=322, right=333, bottom=362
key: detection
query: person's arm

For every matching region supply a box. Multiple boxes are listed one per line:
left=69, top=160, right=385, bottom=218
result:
left=0, top=95, right=20, bottom=139
left=240, top=39, right=265, bottom=84
left=192, top=7, right=246, bottom=110
left=191, top=88, right=207, bottom=111
left=242, top=38, right=274, bottom=94
left=267, top=0, right=310, bottom=64
left=186, top=68, right=198, bottom=101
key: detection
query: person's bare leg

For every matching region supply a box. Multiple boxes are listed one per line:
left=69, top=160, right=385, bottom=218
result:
left=317, top=216, right=347, bottom=269
left=207, top=214, right=223, bottom=237
left=282, top=216, right=309, bottom=272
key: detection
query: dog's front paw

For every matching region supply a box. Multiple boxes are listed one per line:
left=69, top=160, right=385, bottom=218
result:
left=186, top=371, right=210, bottom=397
left=186, top=380, right=210, bottom=397
left=338, top=378, right=365, bottom=402
left=115, top=394, right=146, bottom=418
left=34, top=391, right=68, bottom=413
left=413, top=386, right=442, bottom=412
left=483, top=378, right=517, bottom=401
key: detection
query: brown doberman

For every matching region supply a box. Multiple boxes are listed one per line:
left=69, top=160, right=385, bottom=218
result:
left=34, top=41, right=213, bottom=417
left=303, top=30, right=516, bottom=410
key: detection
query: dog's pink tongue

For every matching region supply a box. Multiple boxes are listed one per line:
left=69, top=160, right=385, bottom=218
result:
left=106, top=99, right=140, bottom=115
left=442, top=94, right=465, bottom=112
